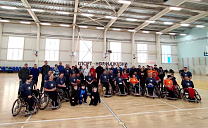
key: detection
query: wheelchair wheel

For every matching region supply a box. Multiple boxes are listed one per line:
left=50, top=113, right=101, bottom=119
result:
left=180, top=89, right=185, bottom=99
left=57, top=89, right=67, bottom=101
left=33, top=97, right=39, bottom=113
left=39, top=93, right=49, bottom=110
left=56, top=94, right=62, bottom=108
left=194, top=89, right=201, bottom=102
left=12, top=99, right=22, bottom=116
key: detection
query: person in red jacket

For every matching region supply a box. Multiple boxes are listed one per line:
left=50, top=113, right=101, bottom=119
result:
left=153, top=72, right=160, bottom=87
left=121, top=70, right=130, bottom=93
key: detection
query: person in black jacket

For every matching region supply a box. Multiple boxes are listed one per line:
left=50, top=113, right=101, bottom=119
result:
left=89, top=87, right=100, bottom=106
left=96, top=63, right=104, bottom=82
left=70, top=85, right=79, bottom=106
left=18, top=63, right=30, bottom=85
left=130, top=66, right=137, bottom=77
left=41, top=61, right=50, bottom=92
left=158, top=67, right=165, bottom=89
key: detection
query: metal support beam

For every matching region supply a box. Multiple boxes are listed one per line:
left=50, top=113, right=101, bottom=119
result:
left=0, top=23, right=2, bottom=60
left=134, top=0, right=188, bottom=31
left=72, top=0, right=79, bottom=66
left=131, top=33, right=135, bottom=67
left=106, top=3, right=130, bottom=29
left=35, top=24, right=40, bottom=66
left=160, top=12, right=208, bottom=33
left=156, top=35, right=161, bottom=65
left=103, top=29, right=107, bottom=61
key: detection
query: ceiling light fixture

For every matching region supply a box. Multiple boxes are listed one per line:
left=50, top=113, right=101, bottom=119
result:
left=126, top=18, right=137, bottom=21
left=169, top=33, right=176, bottom=35
left=1, top=6, right=17, bottom=10
left=60, top=24, right=70, bottom=27
left=118, top=0, right=131, bottom=4
left=81, top=13, right=94, bottom=17
left=156, top=32, right=163, bottom=35
left=180, top=34, right=187, bottom=36
left=196, top=25, right=205, bottom=28
left=169, top=7, right=181, bottom=11
left=128, top=30, right=136, bottom=32
left=181, top=23, right=190, bottom=26
left=40, top=23, right=51, bottom=25
left=142, top=31, right=150, bottom=33
left=20, top=21, right=31, bottom=24
left=105, top=16, right=116, bottom=19
left=164, top=22, right=173, bottom=25
left=112, top=28, right=121, bottom=31
left=0, top=20, right=10, bottom=22
left=56, top=11, right=70, bottom=15
left=96, top=27, right=104, bottom=29
left=146, top=20, right=155, bottom=23
left=79, top=26, right=88, bottom=28
left=31, top=9, right=45, bottom=12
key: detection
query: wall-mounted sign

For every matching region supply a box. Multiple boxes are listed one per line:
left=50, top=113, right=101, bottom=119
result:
left=78, top=61, right=128, bottom=66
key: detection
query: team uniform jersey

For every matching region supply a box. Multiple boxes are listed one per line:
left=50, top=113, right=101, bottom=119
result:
left=121, top=74, right=129, bottom=79
left=181, top=80, right=194, bottom=88
left=108, top=73, right=115, bottom=81
left=138, top=72, right=147, bottom=81
left=115, top=77, right=123, bottom=84
left=171, top=77, right=178, bottom=85
left=100, top=74, right=109, bottom=83
left=64, top=68, right=71, bottom=77
left=56, top=77, right=66, bottom=85
left=181, top=71, right=192, bottom=78
left=130, top=78, right=138, bottom=85
left=163, top=79, right=173, bottom=87
left=145, top=77, right=156, bottom=86
left=86, top=76, right=93, bottom=82
left=20, top=82, right=33, bottom=97
left=70, top=77, right=77, bottom=84
left=70, top=70, right=76, bottom=75
left=44, top=80, right=56, bottom=89
left=135, top=75, right=140, bottom=81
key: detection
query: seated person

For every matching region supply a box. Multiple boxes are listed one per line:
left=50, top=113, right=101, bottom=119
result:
left=181, top=67, right=192, bottom=80
left=29, top=75, right=39, bottom=98
left=145, top=73, right=156, bottom=95
left=130, top=75, right=140, bottom=94
left=153, top=72, right=160, bottom=87
left=89, top=87, right=100, bottom=106
left=44, top=71, right=52, bottom=83
left=108, top=70, right=115, bottom=94
left=70, top=66, right=76, bottom=76
left=171, top=74, right=178, bottom=86
left=70, top=73, right=77, bottom=86
left=56, top=73, right=69, bottom=98
left=121, top=70, right=130, bottom=91
left=99, top=70, right=110, bottom=95
left=79, top=85, right=87, bottom=104
left=85, top=72, right=94, bottom=94
left=70, top=85, right=79, bottom=106
left=163, top=75, right=175, bottom=98
left=181, top=76, right=195, bottom=100
left=114, top=73, right=126, bottom=94
left=44, top=74, right=58, bottom=108
left=20, top=76, right=36, bottom=112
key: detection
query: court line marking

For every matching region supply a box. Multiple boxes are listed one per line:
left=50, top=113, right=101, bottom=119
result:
left=100, top=98, right=127, bottom=128
left=157, top=99, right=181, bottom=110
left=20, top=114, right=32, bottom=128
left=1, top=107, right=208, bottom=126
left=197, top=116, right=203, bottom=119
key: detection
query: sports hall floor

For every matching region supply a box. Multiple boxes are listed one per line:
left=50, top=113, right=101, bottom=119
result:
left=0, top=73, right=208, bottom=128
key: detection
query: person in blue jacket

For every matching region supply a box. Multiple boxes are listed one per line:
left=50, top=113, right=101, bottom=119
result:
left=30, top=64, right=39, bottom=85
left=58, top=61, right=64, bottom=73
left=79, top=84, right=87, bottom=104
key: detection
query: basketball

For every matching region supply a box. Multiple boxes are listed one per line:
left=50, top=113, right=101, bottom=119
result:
left=76, top=79, right=81, bottom=84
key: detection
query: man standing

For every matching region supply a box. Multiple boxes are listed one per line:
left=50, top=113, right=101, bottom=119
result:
left=19, top=63, right=30, bottom=85
left=64, top=64, right=71, bottom=86
left=30, top=64, right=39, bottom=85
left=74, top=65, right=79, bottom=74
left=96, top=63, right=104, bottom=82
left=84, top=65, right=90, bottom=77
left=58, top=61, right=64, bottom=73
left=41, top=60, right=50, bottom=92
left=130, top=66, right=137, bottom=77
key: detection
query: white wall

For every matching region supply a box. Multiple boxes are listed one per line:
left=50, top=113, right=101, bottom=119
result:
left=0, top=23, right=178, bottom=72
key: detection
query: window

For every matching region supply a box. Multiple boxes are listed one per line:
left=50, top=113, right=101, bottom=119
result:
left=110, top=42, right=121, bottom=62
left=137, top=44, right=148, bottom=63
left=79, top=40, right=92, bottom=61
left=162, top=45, right=172, bottom=63
left=7, top=36, right=24, bottom=60
left=45, top=39, right=60, bottom=61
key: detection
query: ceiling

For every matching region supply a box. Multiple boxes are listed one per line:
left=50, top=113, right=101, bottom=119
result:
left=0, top=0, right=208, bottom=35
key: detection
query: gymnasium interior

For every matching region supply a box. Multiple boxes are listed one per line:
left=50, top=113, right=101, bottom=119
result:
left=0, top=0, right=208, bottom=128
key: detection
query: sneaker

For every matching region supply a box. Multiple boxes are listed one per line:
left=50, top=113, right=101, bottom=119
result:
left=136, top=93, right=139, bottom=95
left=84, top=102, right=87, bottom=104
left=52, top=106, right=57, bottom=109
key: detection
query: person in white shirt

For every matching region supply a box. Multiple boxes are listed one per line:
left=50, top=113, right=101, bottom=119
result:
left=84, top=65, right=90, bottom=77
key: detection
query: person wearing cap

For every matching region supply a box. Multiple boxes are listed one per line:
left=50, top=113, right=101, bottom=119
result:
left=18, top=63, right=30, bottom=85
left=58, top=61, right=64, bottom=73
left=53, top=64, right=60, bottom=81
left=41, top=60, right=50, bottom=92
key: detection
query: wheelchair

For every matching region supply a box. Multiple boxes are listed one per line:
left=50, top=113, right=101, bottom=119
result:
left=115, top=83, right=128, bottom=96
left=12, top=95, right=39, bottom=117
left=160, top=85, right=180, bottom=100
left=98, top=83, right=113, bottom=97
left=130, top=83, right=143, bottom=96
left=145, top=84, right=160, bottom=99
left=56, top=87, right=69, bottom=102
left=180, top=88, right=201, bottom=103
left=39, top=91, right=61, bottom=110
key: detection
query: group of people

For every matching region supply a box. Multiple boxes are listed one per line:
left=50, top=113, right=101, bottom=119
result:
left=18, top=60, right=195, bottom=112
